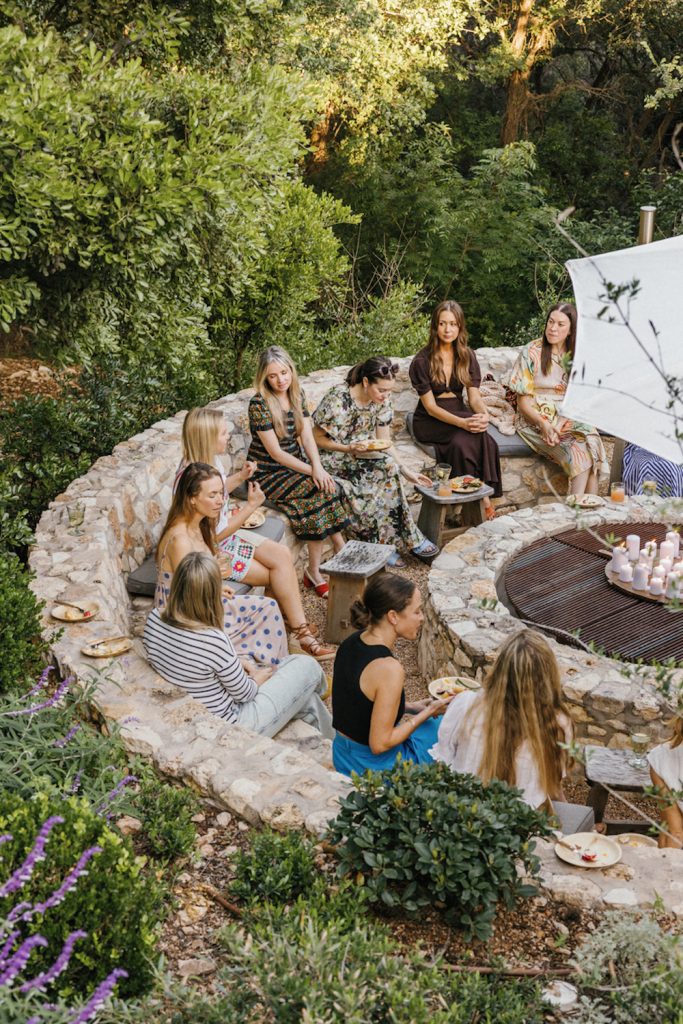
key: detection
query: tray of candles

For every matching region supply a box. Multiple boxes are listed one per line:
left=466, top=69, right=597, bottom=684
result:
left=605, top=533, right=682, bottom=603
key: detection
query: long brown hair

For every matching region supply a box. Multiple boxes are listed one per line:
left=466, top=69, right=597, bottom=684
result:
left=182, top=407, right=223, bottom=467
left=427, top=300, right=471, bottom=389
left=162, top=551, right=224, bottom=631
left=157, top=462, right=220, bottom=560
left=474, top=630, right=572, bottom=802
left=669, top=714, right=683, bottom=750
left=253, top=346, right=305, bottom=439
left=540, top=303, right=577, bottom=376
left=350, top=573, right=416, bottom=629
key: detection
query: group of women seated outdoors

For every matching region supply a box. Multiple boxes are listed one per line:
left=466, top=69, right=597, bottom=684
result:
left=140, top=297, right=681, bottom=847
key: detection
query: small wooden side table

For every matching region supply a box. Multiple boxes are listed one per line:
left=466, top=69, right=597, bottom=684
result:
left=320, top=540, right=395, bottom=644
left=583, top=744, right=651, bottom=834
left=414, top=483, right=494, bottom=548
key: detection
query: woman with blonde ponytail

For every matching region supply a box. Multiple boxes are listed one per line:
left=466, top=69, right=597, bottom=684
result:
left=432, top=629, right=573, bottom=808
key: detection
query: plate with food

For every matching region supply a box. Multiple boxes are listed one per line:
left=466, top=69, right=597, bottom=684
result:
left=566, top=494, right=604, bottom=509
left=428, top=676, right=481, bottom=699
left=354, top=438, right=392, bottom=453
left=615, top=833, right=658, bottom=849
left=241, top=509, right=266, bottom=529
left=450, top=475, right=483, bottom=493
left=51, top=600, right=99, bottom=622
left=81, top=636, right=133, bottom=659
left=555, top=832, right=621, bottom=868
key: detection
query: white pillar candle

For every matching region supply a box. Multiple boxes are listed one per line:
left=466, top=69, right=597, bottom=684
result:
left=618, top=563, right=634, bottom=583
left=632, top=564, right=650, bottom=590
left=611, top=546, right=628, bottom=572
left=667, top=531, right=680, bottom=558
left=640, top=548, right=654, bottom=569
left=660, top=557, right=673, bottom=574
left=626, top=534, right=641, bottom=560
left=666, top=573, right=680, bottom=598
left=644, top=540, right=658, bottom=559
left=651, top=564, right=666, bottom=579
left=674, top=561, right=683, bottom=574
left=649, top=577, right=665, bottom=596
left=660, top=541, right=675, bottom=562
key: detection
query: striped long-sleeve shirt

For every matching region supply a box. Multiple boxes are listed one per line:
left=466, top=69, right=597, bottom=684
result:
left=142, top=608, right=257, bottom=722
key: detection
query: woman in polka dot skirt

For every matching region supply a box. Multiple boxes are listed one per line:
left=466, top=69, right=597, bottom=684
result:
left=154, top=463, right=334, bottom=664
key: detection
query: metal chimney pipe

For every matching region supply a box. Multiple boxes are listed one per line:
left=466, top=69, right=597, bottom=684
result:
left=638, top=205, right=656, bottom=245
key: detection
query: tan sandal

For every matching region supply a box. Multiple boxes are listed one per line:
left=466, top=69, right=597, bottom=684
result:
left=289, top=623, right=336, bottom=662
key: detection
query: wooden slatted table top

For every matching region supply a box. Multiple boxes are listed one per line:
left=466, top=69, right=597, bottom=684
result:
left=320, top=539, right=395, bottom=579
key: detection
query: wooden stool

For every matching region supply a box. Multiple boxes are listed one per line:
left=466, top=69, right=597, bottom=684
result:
left=583, top=744, right=651, bottom=834
left=320, top=540, right=395, bottom=644
left=414, top=483, right=494, bottom=548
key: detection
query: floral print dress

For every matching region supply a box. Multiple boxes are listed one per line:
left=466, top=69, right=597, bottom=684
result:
left=313, top=384, right=424, bottom=552
left=509, top=340, right=608, bottom=480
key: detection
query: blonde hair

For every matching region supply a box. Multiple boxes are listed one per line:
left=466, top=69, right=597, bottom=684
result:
left=157, top=462, right=220, bottom=561
left=253, top=346, right=305, bottom=439
left=427, top=300, right=471, bottom=389
left=182, top=407, right=223, bottom=467
left=473, top=630, right=572, bottom=801
left=669, top=715, right=683, bottom=750
left=162, top=551, right=224, bottom=631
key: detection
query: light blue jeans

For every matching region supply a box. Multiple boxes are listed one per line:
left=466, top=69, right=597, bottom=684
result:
left=236, top=655, right=333, bottom=739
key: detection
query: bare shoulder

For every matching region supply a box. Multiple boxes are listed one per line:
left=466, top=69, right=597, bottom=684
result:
left=361, top=656, right=404, bottom=699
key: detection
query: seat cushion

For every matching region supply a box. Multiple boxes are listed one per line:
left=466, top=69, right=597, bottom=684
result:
left=551, top=801, right=595, bottom=835
left=231, top=481, right=280, bottom=511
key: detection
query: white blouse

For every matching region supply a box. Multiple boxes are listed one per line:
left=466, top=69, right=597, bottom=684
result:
left=648, top=740, right=683, bottom=812
left=430, top=689, right=571, bottom=809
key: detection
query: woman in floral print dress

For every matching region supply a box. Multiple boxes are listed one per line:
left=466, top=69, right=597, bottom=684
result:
left=312, top=357, right=438, bottom=567
left=510, top=303, right=607, bottom=495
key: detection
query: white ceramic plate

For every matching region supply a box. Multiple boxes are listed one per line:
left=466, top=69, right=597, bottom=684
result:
left=615, top=832, right=658, bottom=849
left=450, top=476, right=483, bottom=493
left=566, top=494, right=604, bottom=509
left=555, top=832, right=621, bottom=868
left=81, top=636, right=133, bottom=658
left=51, top=601, right=99, bottom=622
left=242, top=509, right=266, bottom=529
left=355, top=438, right=392, bottom=452
left=428, top=676, right=481, bottom=699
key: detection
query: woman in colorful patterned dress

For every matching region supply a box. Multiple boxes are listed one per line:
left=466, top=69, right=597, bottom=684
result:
left=156, top=462, right=334, bottom=662
left=409, top=301, right=502, bottom=519
left=248, top=346, right=349, bottom=598
left=312, top=356, right=438, bottom=567
left=509, top=303, right=608, bottom=495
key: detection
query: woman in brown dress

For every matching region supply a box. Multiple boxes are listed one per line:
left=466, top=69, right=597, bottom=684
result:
left=409, top=300, right=501, bottom=517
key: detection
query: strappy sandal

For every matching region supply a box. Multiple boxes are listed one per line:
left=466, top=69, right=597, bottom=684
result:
left=411, top=537, right=439, bottom=562
left=289, top=624, right=336, bottom=662
left=303, top=569, right=329, bottom=599
left=485, top=505, right=496, bottom=521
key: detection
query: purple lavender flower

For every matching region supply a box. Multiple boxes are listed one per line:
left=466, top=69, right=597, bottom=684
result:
left=25, top=665, right=54, bottom=699
left=3, top=677, right=72, bottom=718
left=0, top=816, right=64, bottom=898
left=53, top=723, right=81, bottom=748
left=95, top=775, right=137, bottom=815
left=68, top=967, right=128, bottom=1022
left=69, top=772, right=82, bottom=795
left=0, top=833, right=12, bottom=846
left=121, top=716, right=140, bottom=725
left=21, top=845, right=103, bottom=920
left=0, top=934, right=48, bottom=986
left=0, top=928, right=21, bottom=967
left=19, top=930, right=87, bottom=992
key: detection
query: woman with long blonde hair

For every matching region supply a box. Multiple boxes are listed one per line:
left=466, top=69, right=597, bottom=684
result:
left=156, top=461, right=334, bottom=662
left=143, top=552, right=333, bottom=737
left=432, top=629, right=573, bottom=808
left=248, top=346, right=348, bottom=593
left=409, top=301, right=501, bottom=519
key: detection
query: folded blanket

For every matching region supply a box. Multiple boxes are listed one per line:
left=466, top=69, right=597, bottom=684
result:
left=480, top=376, right=516, bottom=435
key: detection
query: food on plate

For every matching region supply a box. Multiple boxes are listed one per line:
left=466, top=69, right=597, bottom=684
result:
left=580, top=851, right=597, bottom=862
left=450, top=475, right=482, bottom=492
left=356, top=438, right=392, bottom=452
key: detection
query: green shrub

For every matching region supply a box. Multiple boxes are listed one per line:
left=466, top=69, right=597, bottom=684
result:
left=134, top=777, right=198, bottom=863
left=0, top=552, right=47, bottom=693
left=230, top=828, right=317, bottom=906
left=326, top=760, right=553, bottom=940
left=571, top=912, right=683, bottom=1023
left=0, top=791, right=164, bottom=998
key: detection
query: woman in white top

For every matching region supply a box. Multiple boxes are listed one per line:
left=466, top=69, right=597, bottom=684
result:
left=144, top=551, right=333, bottom=737
left=431, top=629, right=573, bottom=809
left=648, top=716, right=683, bottom=849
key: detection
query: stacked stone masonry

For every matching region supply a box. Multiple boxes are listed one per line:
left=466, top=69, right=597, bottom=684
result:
left=30, top=353, right=681, bottom=912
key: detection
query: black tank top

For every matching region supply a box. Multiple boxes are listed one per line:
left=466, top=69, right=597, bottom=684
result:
left=332, top=631, right=405, bottom=745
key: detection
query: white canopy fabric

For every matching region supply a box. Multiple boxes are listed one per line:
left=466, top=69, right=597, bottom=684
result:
left=562, top=234, right=683, bottom=464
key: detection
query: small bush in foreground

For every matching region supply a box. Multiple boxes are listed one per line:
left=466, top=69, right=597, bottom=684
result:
left=134, top=777, right=198, bottom=863
left=0, top=792, right=163, bottom=998
left=0, top=552, right=47, bottom=694
left=326, top=759, right=553, bottom=940
left=571, top=911, right=683, bottom=1023
left=230, top=828, right=317, bottom=906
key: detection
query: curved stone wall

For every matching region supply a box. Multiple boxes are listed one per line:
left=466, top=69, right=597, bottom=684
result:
left=419, top=500, right=678, bottom=746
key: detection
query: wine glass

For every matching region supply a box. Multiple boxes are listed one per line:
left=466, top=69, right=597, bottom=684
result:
left=66, top=502, right=85, bottom=535
left=628, top=730, right=650, bottom=770
left=642, top=479, right=658, bottom=500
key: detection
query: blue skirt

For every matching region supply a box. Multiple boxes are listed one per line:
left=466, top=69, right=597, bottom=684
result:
left=332, top=717, right=441, bottom=777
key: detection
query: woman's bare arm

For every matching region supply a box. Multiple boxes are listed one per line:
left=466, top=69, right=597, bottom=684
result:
left=257, top=426, right=314, bottom=476
left=419, top=390, right=487, bottom=433
left=365, top=659, right=447, bottom=754
left=651, top=767, right=683, bottom=848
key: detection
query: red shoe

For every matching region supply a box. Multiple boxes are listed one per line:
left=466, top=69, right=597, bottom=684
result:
left=485, top=505, right=496, bottom=521
left=303, top=569, right=329, bottom=599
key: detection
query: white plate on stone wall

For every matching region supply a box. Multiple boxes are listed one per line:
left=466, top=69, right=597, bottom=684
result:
left=81, top=636, right=133, bottom=658
left=555, top=832, right=621, bottom=868
left=52, top=600, right=100, bottom=622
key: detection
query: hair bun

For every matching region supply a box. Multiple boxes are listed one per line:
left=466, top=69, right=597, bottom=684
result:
left=350, top=598, right=370, bottom=629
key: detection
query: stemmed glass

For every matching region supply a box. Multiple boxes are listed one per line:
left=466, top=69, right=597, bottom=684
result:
left=66, top=502, right=85, bottom=535
left=628, top=730, right=650, bottom=771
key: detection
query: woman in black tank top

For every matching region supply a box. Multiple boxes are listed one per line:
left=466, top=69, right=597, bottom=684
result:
left=331, top=573, right=449, bottom=776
